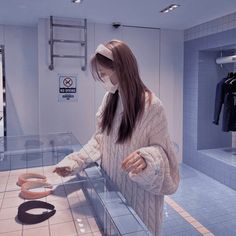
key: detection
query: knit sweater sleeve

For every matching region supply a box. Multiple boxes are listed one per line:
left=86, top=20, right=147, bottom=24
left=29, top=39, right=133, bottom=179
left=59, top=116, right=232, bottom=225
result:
left=56, top=93, right=108, bottom=174
left=129, top=99, right=180, bottom=195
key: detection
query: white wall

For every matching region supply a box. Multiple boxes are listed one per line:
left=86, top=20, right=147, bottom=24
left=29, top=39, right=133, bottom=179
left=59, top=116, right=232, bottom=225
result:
left=0, top=20, right=184, bottom=161
left=38, top=20, right=162, bottom=146
left=38, top=19, right=95, bottom=144
left=160, top=29, right=184, bottom=161
left=0, top=25, right=39, bottom=136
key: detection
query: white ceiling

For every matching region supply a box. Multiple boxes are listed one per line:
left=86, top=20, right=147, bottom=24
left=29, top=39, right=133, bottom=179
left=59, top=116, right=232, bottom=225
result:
left=0, top=0, right=236, bottom=30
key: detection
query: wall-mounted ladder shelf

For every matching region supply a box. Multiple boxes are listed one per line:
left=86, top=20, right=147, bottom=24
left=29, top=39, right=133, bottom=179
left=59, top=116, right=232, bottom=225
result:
left=48, top=16, right=87, bottom=71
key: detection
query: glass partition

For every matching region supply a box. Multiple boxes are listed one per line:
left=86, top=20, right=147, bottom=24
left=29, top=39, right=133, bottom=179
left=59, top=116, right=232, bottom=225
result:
left=0, top=132, right=86, bottom=192
left=0, top=132, right=151, bottom=236
left=83, top=166, right=152, bottom=236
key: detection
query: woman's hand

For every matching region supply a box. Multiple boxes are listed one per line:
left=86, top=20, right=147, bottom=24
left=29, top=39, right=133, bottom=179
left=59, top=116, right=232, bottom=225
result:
left=53, top=167, right=72, bottom=177
left=122, top=151, right=147, bottom=174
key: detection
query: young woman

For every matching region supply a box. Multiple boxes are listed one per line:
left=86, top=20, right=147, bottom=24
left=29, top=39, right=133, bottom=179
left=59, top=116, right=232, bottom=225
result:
left=54, top=39, right=179, bottom=236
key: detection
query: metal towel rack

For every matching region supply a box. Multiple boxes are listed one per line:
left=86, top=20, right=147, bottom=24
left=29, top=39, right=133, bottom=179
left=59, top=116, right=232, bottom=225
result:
left=48, top=16, right=87, bottom=71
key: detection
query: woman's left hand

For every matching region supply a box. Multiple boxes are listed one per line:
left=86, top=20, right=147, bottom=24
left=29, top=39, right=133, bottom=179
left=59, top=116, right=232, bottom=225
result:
left=122, top=151, right=147, bottom=174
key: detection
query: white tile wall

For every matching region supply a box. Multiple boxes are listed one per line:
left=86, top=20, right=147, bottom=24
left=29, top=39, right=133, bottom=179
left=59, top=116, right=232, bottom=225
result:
left=184, top=12, right=236, bottom=41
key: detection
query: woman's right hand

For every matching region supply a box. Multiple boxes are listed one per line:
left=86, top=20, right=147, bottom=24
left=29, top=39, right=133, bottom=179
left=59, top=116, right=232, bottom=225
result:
left=53, top=166, right=72, bottom=177
left=53, top=152, right=86, bottom=177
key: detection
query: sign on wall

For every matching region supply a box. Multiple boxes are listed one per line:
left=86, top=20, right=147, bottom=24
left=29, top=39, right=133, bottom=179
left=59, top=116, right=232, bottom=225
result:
left=58, top=75, right=78, bottom=102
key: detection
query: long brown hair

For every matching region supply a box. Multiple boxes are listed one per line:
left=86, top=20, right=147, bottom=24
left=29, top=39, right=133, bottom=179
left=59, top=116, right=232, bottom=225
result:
left=91, top=39, right=151, bottom=143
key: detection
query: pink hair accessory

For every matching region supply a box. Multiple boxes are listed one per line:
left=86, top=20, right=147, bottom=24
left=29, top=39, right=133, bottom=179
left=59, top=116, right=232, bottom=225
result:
left=95, top=44, right=114, bottom=61
left=17, top=173, right=47, bottom=186
left=20, top=181, right=53, bottom=199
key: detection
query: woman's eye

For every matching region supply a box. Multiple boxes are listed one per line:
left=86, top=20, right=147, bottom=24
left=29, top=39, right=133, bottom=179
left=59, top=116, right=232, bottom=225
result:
left=100, top=73, right=106, bottom=77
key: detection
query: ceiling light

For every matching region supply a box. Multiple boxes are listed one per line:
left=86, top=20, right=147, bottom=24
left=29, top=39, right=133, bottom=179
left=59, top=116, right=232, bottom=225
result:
left=72, top=0, right=83, bottom=3
left=160, top=4, right=180, bottom=13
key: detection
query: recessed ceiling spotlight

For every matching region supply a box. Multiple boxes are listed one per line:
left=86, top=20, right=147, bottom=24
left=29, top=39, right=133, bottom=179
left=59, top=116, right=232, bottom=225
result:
left=160, top=4, right=180, bottom=13
left=72, top=0, right=83, bottom=3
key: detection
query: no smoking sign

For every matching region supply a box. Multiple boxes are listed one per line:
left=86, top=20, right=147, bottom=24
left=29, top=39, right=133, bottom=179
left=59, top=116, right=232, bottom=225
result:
left=58, top=75, right=78, bottom=102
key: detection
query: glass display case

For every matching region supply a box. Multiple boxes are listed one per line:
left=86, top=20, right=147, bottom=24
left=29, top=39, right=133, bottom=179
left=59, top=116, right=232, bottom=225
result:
left=0, top=132, right=151, bottom=236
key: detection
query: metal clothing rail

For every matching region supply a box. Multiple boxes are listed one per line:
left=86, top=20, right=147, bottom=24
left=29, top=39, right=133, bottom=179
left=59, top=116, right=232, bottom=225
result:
left=216, top=55, right=236, bottom=64
left=48, top=16, right=87, bottom=71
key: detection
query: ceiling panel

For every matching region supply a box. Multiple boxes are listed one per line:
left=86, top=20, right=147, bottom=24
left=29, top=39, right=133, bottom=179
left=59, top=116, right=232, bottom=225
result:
left=0, top=0, right=236, bottom=29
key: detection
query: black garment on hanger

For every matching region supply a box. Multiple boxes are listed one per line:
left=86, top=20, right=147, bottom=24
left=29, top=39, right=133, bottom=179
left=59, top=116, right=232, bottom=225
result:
left=222, top=92, right=236, bottom=131
left=213, top=73, right=236, bottom=131
left=213, top=77, right=229, bottom=125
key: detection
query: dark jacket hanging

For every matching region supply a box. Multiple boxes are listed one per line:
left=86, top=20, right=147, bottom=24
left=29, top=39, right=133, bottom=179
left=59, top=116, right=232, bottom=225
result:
left=213, top=77, right=228, bottom=125
left=213, top=76, right=236, bottom=131
left=222, top=92, right=236, bottom=131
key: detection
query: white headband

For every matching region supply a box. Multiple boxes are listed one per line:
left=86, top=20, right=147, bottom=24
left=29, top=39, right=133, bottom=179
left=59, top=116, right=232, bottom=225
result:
left=95, top=44, right=114, bottom=61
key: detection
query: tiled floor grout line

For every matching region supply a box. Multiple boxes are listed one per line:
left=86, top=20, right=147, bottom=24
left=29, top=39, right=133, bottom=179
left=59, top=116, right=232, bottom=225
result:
left=164, top=196, right=215, bottom=236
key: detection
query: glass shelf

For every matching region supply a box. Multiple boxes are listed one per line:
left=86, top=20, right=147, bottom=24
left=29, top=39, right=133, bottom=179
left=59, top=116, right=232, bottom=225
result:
left=0, top=132, right=89, bottom=193
left=0, top=132, right=152, bottom=236
left=83, top=165, right=152, bottom=236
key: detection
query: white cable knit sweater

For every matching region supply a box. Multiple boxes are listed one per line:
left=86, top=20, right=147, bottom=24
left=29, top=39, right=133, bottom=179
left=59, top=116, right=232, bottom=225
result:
left=57, top=92, right=180, bottom=236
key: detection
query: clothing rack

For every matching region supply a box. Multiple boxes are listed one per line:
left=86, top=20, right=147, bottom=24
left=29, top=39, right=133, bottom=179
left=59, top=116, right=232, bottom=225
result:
left=216, top=55, right=236, bottom=64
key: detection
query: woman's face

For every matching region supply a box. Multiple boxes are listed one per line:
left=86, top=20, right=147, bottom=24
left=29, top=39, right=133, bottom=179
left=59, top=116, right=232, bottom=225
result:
left=97, top=64, right=118, bottom=85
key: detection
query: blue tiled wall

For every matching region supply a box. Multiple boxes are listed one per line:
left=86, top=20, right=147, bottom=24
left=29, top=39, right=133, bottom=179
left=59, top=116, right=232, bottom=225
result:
left=183, top=28, right=236, bottom=190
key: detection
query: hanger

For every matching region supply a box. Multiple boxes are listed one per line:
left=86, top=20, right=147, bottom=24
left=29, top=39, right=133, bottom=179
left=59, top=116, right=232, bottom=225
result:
left=225, top=75, right=234, bottom=83
left=229, top=75, right=236, bottom=95
left=230, top=78, right=236, bottom=84
left=224, top=72, right=236, bottom=84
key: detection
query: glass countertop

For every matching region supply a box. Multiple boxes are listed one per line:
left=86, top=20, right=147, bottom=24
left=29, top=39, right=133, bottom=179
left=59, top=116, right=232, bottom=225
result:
left=0, top=132, right=95, bottom=193
left=0, top=132, right=152, bottom=235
